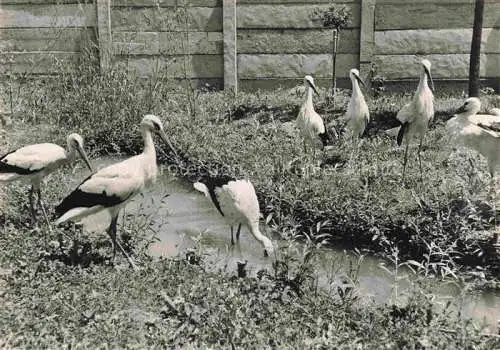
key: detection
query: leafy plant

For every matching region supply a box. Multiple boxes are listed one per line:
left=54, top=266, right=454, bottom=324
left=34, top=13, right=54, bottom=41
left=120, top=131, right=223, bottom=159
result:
left=313, top=4, right=352, bottom=101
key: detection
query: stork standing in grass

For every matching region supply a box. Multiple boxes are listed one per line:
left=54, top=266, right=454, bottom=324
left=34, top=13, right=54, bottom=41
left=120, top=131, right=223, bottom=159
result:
left=0, top=133, right=93, bottom=224
left=396, top=59, right=435, bottom=181
left=446, top=97, right=500, bottom=244
left=193, top=176, right=274, bottom=257
left=296, top=75, right=329, bottom=156
left=54, top=115, right=178, bottom=270
left=346, top=68, right=370, bottom=139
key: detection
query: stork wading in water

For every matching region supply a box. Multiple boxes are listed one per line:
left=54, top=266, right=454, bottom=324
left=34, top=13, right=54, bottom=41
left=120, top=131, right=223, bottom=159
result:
left=296, top=75, right=329, bottom=157
left=446, top=97, right=500, bottom=243
left=0, top=133, right=93, bottom=224
left=396, top=59, right=434, bottom=182
left=193, top=176, right=274, bottom=257
left=54, top=115, right=178, bottom=270
left=346, top=68, right=370, bottom=139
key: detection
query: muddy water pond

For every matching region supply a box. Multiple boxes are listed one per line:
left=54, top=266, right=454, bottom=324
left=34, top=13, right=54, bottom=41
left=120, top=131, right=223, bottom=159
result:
left=75, top=157, right=499, bottom=331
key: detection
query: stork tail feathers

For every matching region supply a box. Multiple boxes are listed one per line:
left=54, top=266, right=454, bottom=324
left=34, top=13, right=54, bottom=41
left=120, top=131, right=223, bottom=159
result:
left=193, top=182, right=209, bottom=197
left=55, top=207, right=93, bottom=225
left=54, top=185, right=125, bottom=222
left=397, top=122, right=409, bottom=146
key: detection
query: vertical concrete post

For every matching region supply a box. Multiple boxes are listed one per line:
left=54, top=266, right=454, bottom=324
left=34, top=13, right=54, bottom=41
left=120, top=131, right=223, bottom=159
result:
left=96, top=0, right=112, bottom=72
left=223, top=0, right=237, bottom=94
left=359, top=0, right=376, bottom=86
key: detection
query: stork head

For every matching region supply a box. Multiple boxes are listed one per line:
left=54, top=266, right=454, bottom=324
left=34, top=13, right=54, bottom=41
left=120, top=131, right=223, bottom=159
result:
left=67, top=133, right=94, bottom=173
left=455, top=97, right=481, bottom=116
left=349, top=68, right=366, bottom=87
left=421, top=59, right=434, bottom=92
left=304, top=75, right=319, bottom=96
left=142, top=114, right=178, bottom=158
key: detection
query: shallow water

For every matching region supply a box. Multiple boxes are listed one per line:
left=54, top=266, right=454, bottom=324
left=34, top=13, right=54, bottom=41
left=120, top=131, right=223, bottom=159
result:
left=76, top=157, right=499, bottom=331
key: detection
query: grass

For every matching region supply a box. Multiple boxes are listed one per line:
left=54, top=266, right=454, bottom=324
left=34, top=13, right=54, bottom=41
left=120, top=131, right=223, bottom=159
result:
left=0, top=192, right=498, bottom=348
left=9, top=60, right=498, bottom=283
left=1, top=61, right=500, bottom=347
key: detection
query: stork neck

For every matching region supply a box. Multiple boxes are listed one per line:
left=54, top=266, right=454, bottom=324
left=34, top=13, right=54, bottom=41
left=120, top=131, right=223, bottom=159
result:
left=141, top=127, right=155, bottom=156
left=417, top=70, right=429, bottom=93
left=351, top=78, right=362, bottom=98
left=65, top=147, right=76, bottom=162
left=249, top=221, right=273, bottom=252
left=304, top=87, right=314, bottom=109
left=455, top=110, right=474, bottom=119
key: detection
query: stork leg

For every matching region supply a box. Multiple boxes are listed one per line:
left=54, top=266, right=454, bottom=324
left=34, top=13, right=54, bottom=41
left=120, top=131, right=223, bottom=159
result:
left=236, top=223, right=242, bottom=242
left=352, top=138, right=362, bottom=169
left=28, top=185, right=37, bottom=221
left=231, top=226, right=235, bottom=245
left=490, top=171, right=499, bottom=245
left=417, top=138, right=424, bottom=181
left=107, top=215, right=139, bottom=271
left=357, top=139, right=363, bottom=169
left=402, top=143, right=410, bottom=183
left=36, top=188, right=52, bottom=231
left=107, top=216, right=118, bottom=264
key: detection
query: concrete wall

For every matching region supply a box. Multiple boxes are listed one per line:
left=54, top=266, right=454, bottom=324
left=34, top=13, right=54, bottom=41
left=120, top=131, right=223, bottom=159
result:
left=373, top=0, right=500, bottom=90
left=111, top=0, right=223, bottom=88
left=0, top=0, right=499, bottom=91
left=236, top=0, right=361, bottom=90
left=0, top=0, right=96, bottom=75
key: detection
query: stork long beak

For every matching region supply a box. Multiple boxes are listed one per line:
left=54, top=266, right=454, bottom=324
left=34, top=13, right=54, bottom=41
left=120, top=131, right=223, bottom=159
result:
left=424, top=67, right=434, bottom=92
left=355, top=74, right=367, bottom=88
left=76, top=147, right=94, bottom=173
left=308, top=80, right=319, bottom=96
left=159, top=129, right=179, bottom=159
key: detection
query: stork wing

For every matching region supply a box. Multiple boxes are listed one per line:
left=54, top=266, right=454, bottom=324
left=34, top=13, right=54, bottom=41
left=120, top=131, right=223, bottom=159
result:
left=196, top=175, right=236, bottom=217
left=459, top=122, right=500, bottom=140
left=477, top=122, right=500, bottom=134
left=55, top=161, right=143, bottom=217
left=468, top=114, right=500, bottom=127
left=396, top=102, right=414, bottom=124
left=0, top=143, right=65, bottom=174
left=217, top=179, right=259, bottom=219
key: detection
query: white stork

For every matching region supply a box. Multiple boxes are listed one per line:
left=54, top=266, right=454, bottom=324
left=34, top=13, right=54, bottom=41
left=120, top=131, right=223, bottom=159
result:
left=0, top=133, right=93, bottom=223
left=446, top=97, right=500, bottom=244
left=296, top=75, right=329, bottom=156
left=54, top=115, right=178, bottom=270
left=346, top=68, right=370, bottom=139
left=396, top=59, right=434, bottom=181
left=446, top=97, right=500, bottom=178
left=193, top=176, right=274, bottom=257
